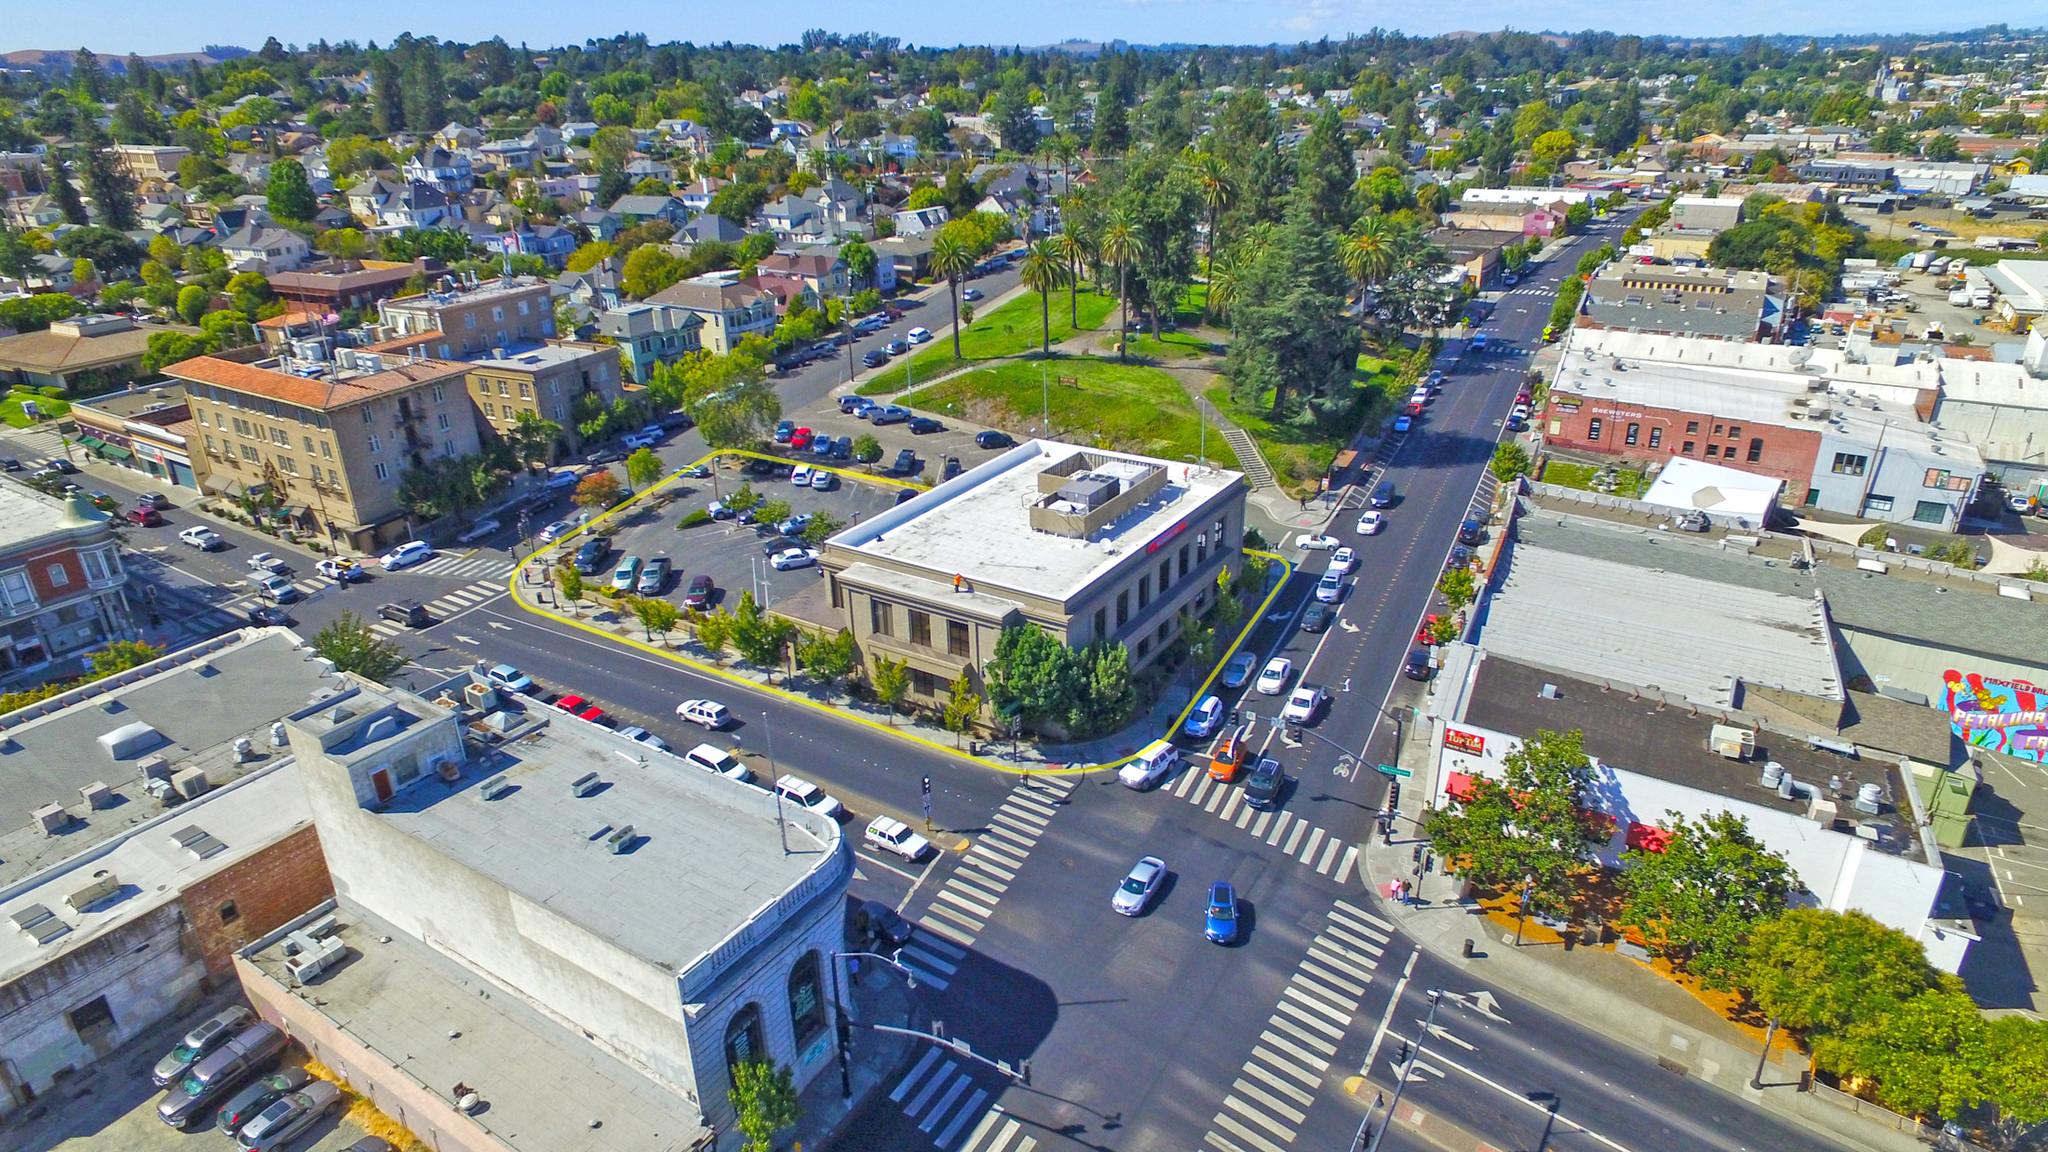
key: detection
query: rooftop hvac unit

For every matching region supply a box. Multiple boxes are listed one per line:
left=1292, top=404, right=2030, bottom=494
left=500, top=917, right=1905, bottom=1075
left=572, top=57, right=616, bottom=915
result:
left=1054, top=473, right=1120, bottom=511
left=479, top=774, right=513, bottom=801
left=1709, top=724, right=1755, bottom=761
left=570, top=772, right=603, bottom=797
left=285, top=933, right=347, bottom=986
left=606, top=824, right=636, bottom=854
left=464, top=682, right=500, bottom=711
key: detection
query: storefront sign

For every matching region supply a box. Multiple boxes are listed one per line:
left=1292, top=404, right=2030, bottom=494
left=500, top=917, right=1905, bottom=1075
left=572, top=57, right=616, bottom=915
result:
left=1942, top=669, right=2048, bottom=761
left=1444, top=728, right=1486, bottom=755
left=1551, top=396, right=1582, bottom=412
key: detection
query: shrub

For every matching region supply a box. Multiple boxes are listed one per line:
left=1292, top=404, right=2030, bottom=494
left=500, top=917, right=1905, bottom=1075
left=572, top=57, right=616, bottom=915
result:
left=677, top=508, right=713, bottom=529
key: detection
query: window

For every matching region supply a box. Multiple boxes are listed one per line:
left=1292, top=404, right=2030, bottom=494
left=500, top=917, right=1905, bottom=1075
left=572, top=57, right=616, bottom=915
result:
left=1747, top=438, right=1764, bottom=463
left=374, top=462, right=390, bottom=481
left=232, top=417, right=252, bottom=436
left=1179, top=545, right=1190, bottom=578
left=911, top=669, right=937, bottom=696
left=549, top=380, right=561, bottom=395
left=431, top=384, right=445, bottom=403
left=204, top=434, right=216, bottom=452
left=443, top=439, right=456, bottom=456
left=947, top=620, right=970, bottom=656
left=1158, top=559, right=1171, bottom=591
left=1831, top=452, right=1868, bottom=476
left=81, top=548, right=116, bottom=582
left=1116, top=590, right=1129, bottom=626
left=491, top=306, right=504, bottom=322
left=786, top=953, right=826, bottom=1049
left=1913, top=500, right=1950, bottom=524
left=327, top=468, right=340, bottom=488
left=67, top=996, right=115, bottom=1038
left=1705, top=444, right=1720, bottom=457
left=270, top=427, right=289, bottom=446
left=194, top=411, right=207, bottom=427
left=724, top=1005, right=766, bottom=1086
left=519, top=382, right=532, bottom=400
left=278, top=456, right=296, bottom=474
left=1712, top=424, right=1724, bottom=436
left=367, top=434, right=382, bottom=453
left=1648, top=427, right=1662, bottom=449
left=1685, top=420, right=1700, bottom=434
left=240, top=445, right=260, bottom=462
left=362, top=407, right=375, bottom=423
left=438, top=412, right=451, bottom=430
left=1727, top=425, right=1742, bottom=439
left=1587, top=418, right=1602, bottom=442
left=1864, top=494, right=1895, bottom=513
left=1196, top=535, right=1207, bottom=565
left=1625, top=423, right=1640, bottom=446
left=1138, top=574, right=1151, bottom=609
left=476, top=379, right=491, bottom=395
left=483, top=403, right=496, bottom=419
left=303, top=436, right=315, bottom=453
left=908, top=610, right=932, bottom=647
left=1682, top=441, right=1695, bottom=454
left=1805, top=487, right=1821, bottom=506
left=870, top=600, right=893, bottom=637
left=45, top=562, right=67, bottom=587
left=464, top=313, right=477, bottom=329
left=320, top=440, right=333, bottom=459
left=497, top=380, right=510, bottom=397
left=1156, top=620, right=1170, bottom=643
left=1094, top=607, right=1107, bottom=640
left=1137, top=638, right=1150, bottom=657
left=218, top=900, right=239, bottom=924
left=1214, top=518, right=1227, bottom=549
left=0, top=569, right=33, bottom=611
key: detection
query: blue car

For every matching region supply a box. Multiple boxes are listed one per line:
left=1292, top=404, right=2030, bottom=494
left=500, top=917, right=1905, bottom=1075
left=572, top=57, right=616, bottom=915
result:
left=1205, top=881, right=1238, bottom=944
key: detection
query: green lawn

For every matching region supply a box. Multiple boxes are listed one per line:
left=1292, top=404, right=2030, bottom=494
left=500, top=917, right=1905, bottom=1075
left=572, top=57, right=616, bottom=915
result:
left=871, top=288, right=1118, bottom=390
left=902, top=359, right=1240, bottom=468
left=2, top=390, right=70, bottom=429
left=1115, top=328, right=1218, bottom=361
left=1541, top=460, right=1651, bottom=498
left=1204, top=364, right=1400, bottom=495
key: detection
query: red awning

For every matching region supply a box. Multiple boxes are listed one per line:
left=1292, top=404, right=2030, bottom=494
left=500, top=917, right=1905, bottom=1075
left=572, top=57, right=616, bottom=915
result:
left=1625, top=821, right=1672, bottom=853
left=1445, top=772, right=1477, bottom=801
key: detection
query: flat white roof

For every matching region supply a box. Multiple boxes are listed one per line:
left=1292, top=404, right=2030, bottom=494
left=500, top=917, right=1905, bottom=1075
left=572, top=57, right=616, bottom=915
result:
left=1641, top=458, right=1782, bottom=522
left=831, top=440, right=1242, bottom=605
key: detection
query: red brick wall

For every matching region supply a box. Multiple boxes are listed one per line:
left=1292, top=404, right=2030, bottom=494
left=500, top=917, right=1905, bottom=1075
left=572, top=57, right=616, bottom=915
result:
left=180, top=824, right=335, bottom=975
left=1543, top=397, right=1822, bottom=496
left=17, top=544, right=84, bottom=600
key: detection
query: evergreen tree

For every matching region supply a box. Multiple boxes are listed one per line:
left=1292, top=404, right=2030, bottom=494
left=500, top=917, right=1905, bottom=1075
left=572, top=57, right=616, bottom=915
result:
left=265, top=158, right=317, bottom=221
left=372, top=53, right=404, bottom=134
left=71, top=49, right=107, bottom=103
left=1223, top=193, right=1358, bottom=419
left=1293, top=107, right=1356, bottom=231
left=82, top=147, right=138, bottom=231
left=1091, top=97, right=1129, bottom=155
left=405, top=45, right=448, bottom=133
left=46, top=154, right=90, bottom=226
left=1595, top=83, right=1642, bottom=155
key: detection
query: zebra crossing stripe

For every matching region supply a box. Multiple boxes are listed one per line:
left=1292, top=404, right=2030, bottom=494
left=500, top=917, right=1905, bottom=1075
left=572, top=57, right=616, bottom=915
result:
left=1251, top=1045, right=1323, bottom=1086
left=1231, top=1078, right=1307, bottom=1125
left=1327, top=909, right=1386, bottom=943
left=1218, top=788, right=1244, bottom=822
left=1204, top=1132, right=1253, bottom=1152
left=891, top=1049, right=943, bottom=1102
left=920, top=1074, right=974, bottom=1132
left=1211, top=1110, right=1290, bottom=1152
left=1298, top=827, right=1326, bottom=863
left=964, top=855, right=1015, bottom=882
left=1173, top=768, right=1200, bottom=797
left=1265, top=812, right=1293, bottom=846
left=1249, top=811, right=1271, bottom=837
left=1221, top=1095, right=1295, bottom=1140
left=925, top=902, right=984, bottom=933
left=1333, top=900, right=1394, bottom=932
left=902, top=942, right=960, bottom=975
left=1334, top=845, right=1359, bottom=885
left=1298, top=961, right=1366, bottom=998
left=935, top=887, right=994, bottom=918
left=959, top=1109, right=1006, bottom=1152
left=1234, top=803, right=1256, bottom=829
left=1315, top=838, right=1342, bottom=874
left=917, top=914, right=975, bottom=947
left=948, top=869, right=1007, bottom=897
left=934, top=1088, right=989, bottom=1147
left=1273, top=1000, right=1345, bottom=1043
left=1240, top=1061, right=1314, bottom=1106
left=1307, top=945, right=1375, bottom=981
left=1283, top=821, right=1309, bottom=855
left=905, top=1060, right=958, bottom=1113
left=1204, top=783, right=1230, bottom=814
left=1266, top=1014, right=1338, bottom=1056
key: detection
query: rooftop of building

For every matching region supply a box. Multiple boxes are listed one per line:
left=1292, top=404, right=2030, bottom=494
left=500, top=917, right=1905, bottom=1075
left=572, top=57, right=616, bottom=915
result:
left=166, top=352, right=472, bottom=411
left=1459, top=653, right=1930, bottom=861
left=244, top=900, right=711, bottom=1152
left=1480, top=538, right=1842, bottom=709
left=828, top=440, right=1244, bottom=606
left=325, top=677, right=843, bottom=978
left=0, top=317, right=198, bottom=371
left=0, top=482, right=108, bottom=558
left=1579, top=297, right=1774, bottom=340
left=0, top=629, right=339, bottom=888
left=0, top=762, right=310, bottom=986
left=66, top=381, right=189, bottom=420
left=1592, top=263, right=1775, bottom=292
left=465, top=340, right=614, bottom=373
left=382, top=275, right=551, bottom=313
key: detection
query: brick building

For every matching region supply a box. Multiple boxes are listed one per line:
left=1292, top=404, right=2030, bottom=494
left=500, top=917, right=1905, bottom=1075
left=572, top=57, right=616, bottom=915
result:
left=0, top=487, right=131, bottom=691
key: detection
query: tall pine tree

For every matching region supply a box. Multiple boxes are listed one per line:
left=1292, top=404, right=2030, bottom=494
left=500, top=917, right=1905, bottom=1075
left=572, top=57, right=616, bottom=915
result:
left=46, top=154, right=90, bottom=226
left=82, top=146, right=138, bottom=230
left=405, top=45, right=447, bottom=134
left=1091, top=97, right=1129, bottom=156
left=1294, top=107, right=1357, bottom=231
left=372, top=53, right=404, bottom=134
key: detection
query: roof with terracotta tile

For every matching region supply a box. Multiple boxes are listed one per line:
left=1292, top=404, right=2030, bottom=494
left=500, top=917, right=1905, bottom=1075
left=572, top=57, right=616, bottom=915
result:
left=164, top=355, right=470, bottom=410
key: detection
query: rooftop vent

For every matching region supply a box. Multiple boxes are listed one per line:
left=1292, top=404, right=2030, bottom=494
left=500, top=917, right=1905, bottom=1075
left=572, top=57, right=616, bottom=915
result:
left=570, top=772, right=603, bottom=798
left=1055, top=473, right=1120, bottom=511
left=479, top=774, right=513, bottom=800
left=169, top=824, right=227, bottom=860
left=8, top=904, right=70, bottom=945
left=360, top=715, right=401, bottom=744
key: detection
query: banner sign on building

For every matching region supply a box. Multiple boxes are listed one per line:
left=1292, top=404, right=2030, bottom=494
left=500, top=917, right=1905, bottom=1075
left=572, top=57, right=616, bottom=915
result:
left=1444, top=728, right=1487, bottom=756
left=1942, top=670, right=2048, bottom=761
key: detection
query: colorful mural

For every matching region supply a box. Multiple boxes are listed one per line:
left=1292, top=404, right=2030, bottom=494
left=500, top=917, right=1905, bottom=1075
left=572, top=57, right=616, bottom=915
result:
left=1942, top=670, right=2048, bottom=762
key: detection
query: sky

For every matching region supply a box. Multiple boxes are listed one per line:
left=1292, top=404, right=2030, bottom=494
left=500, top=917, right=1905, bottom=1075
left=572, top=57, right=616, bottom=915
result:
left=6, top=0, right=2031, bottom=58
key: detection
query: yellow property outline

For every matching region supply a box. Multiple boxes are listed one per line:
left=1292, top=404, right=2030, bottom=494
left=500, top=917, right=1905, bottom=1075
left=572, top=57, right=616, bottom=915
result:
left=506, top=449, right=1293, bottom=777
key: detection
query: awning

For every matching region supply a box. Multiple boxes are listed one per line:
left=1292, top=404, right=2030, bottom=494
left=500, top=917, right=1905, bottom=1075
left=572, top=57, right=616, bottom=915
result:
left=99, top=445, right=132, bottom=460
left=281, top=504, right=310, bottom=518
left=1625, top=822, right=1672, bottom=853
left=77, top=436, right=105, bottom=450
left=1445, top=772, right=1477, bottom=801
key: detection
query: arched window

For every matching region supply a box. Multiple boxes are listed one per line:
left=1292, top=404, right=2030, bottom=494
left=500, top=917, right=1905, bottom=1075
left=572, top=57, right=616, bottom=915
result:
left=787, top=953, right=827, bottom=1050
left=725, top=1003, right=766, bottom=1086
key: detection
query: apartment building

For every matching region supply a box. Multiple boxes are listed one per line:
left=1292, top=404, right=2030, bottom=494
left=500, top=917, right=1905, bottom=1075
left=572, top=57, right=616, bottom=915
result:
left=377, top=276, right=556, bottom=359
left=646, top=279, right=779, bottom=355
left=0, top=488, right=131, bottom=689
left=464, top=341, right=627, bottom=459
left=1580, top=262, right=1785, bottom=342
left=598, top=301, right=705, bottom=384
left=166, top=353, right=480, bottom=552
left=109, top=143, right=190, bottom=182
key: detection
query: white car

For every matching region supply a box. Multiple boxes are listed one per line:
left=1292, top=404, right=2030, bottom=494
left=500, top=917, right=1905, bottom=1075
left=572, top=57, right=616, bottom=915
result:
left=1183, top=695, right=1225, bottom=739
left=906, top=326, right=933, bottom=344
left=1256, top=657, right=1292, bottom=695
left=179, top=525, right=225, bottom=550
left=1356, top=511, right=1386, bottom=535
left=865, top=815, right=931, bottom=861
left=1111, top=856, right=1165, bottom=916
left=485, top=663, right=533, bottom=693
left=1282, top=683, right=1327, bottom=725
left=316, top=558, right=365, bottom=582
left=1316, top=570, right=1344, bottom=604
left=618, top=726, right=669, bottom=752
left=544, top=468, right=582, bottom=490
left=791, top=465, right=812, bottom=486
left=379, top=540, right=432, bottom=570
left=1295, top=533, right=1341, bottom=551
left=2009, top=492, right=2038, bottom=514
left=683, top=742, right=753, bottom=782
left=1222, top=651, right=1258, bottom=688
left=675, top=699, right=731, bottom=729
left=770, top=547, right=818, bottom=571
left=1510, top=403, right=1531, bottom=422
left=1328, top=547, right=1358, bottom=575
left=775, top=774, right=844, bottom=819
left=623, top=425, right=664, bottom=450
left=456, top=518, right=501, bottom=543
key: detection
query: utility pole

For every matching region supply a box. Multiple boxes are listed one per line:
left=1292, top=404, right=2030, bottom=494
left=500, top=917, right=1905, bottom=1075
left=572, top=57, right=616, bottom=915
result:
left=766, top=711, right=785, bottom=854
left=1365, top=990, right=1441, bottom=1152
left=1513, top=874, right=1535, bottom=946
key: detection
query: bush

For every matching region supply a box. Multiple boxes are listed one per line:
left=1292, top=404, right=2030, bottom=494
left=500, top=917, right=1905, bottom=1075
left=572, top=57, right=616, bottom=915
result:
left=1858, top=524, right=1889, bottom=548
left=677, top=508, right=712, bottom=529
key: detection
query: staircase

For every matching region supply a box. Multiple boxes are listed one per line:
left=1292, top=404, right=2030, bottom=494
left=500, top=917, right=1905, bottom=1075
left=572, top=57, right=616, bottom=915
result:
left=1220, top=427, right=1274, bottom=490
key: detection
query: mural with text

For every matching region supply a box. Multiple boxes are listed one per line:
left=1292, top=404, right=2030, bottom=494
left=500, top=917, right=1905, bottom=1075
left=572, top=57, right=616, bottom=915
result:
left=1942, top=669, right=2048, bottom=762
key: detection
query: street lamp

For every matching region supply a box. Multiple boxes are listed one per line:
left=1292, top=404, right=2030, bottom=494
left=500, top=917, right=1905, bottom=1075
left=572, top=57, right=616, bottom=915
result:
left=1513, top=874, right=1536, bottom=947
left=1364, top=989, right=1442, bottom=1152
left=829, top=950, right=917, bottom=1101
left=764, top=711, right=785, bottom=855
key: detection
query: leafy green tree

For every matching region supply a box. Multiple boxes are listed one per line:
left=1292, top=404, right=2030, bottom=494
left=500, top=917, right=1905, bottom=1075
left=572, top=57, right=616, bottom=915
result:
left=1814, top=983, right=1987, bottom=1121
left=1422, top=728, right=1605, bottom=916
left=556, top=566, right=584, bottom=603
left=1091, top=96, right=1129, bottom=155
left=46, top=153, right=90, bottom=225
left=631, top=596, right=681, bottom=641
left=507, top=410, right=562, bottom=467
left=729, top=591, right=796, bottom=667
left=1097, top=206, right=1148, bottom=362
left=310, top=612, right=410, bottom=683
left=81, top=147, right=139, bottom=231
left=1614, top=811, right=1798, bottom=989
left=840, top=236, right=878, bottom=288
left=264, top=159, right=317, bottom=222
left=797, top=628, right=858, bottom=687
left=176, top=284, right=211, bottom=325
left=625, top=447, right=664, bottom=492
left=753, top=497, right=792, bottom=526
left=1742, top=909, right=1942, bottom=1036
left=1982, top=1016, right=2048, bottom=1145
left=729, top=1059, right=797, bottom=1152
left=89, top=640, right=162, bottom=677
left=852, top=433, right=882, bottom=464
left=694, top=609, right=734, bottom=659
left=800, top=513, right=844, bottom=546
left=1224, top=196, right=1359, bottom=418
left=140, top=331, right=205, bottom=375
left=1531, top=130, right=1577, bottom=170
left=872, top=655, right=911, bottom=720
left=1436, top=567, right=1477, bottom=611
left=944, top=669, right=983, bottom=745
left=1294, top=108, right=1356, bottom=230
left=1490, top=442, right=1532, bottom=482
left=56, top=225, right=143, bottom=275
left=696, top=378, right=781, bottom=449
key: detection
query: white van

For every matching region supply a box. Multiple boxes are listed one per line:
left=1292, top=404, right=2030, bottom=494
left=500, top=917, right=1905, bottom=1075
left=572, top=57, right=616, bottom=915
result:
left=1118, top=739, right=1180, bottom=790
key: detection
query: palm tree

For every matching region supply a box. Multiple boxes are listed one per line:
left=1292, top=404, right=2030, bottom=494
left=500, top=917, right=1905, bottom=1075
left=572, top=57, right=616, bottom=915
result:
left=1017, top=239, right=1070, bottom=355
left=1049, top=226, right=1093, bottom=327
left=1186, top=151, right=1236, bottom=262
left=1097, top=207, right=1145, bottom=363
left=1205, top=252, right=1242, bottom=333
left=929, top=233, right=976, bottom=360
left=1340, top=216, right=1395, bottom=333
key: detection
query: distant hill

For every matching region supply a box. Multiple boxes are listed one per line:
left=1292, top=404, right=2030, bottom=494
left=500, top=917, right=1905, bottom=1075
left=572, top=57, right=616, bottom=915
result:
left=0, top=49, right=224, bottom=73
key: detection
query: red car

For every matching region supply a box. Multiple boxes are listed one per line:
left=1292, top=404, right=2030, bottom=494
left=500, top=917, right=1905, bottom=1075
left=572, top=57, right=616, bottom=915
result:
left=127, top=507, right=164, bottom=526
left=1406, top=399, right=1426, bottom=416
left=790, top=427, right=814, bottom=450
left=553, top=695, right=606, bottom=723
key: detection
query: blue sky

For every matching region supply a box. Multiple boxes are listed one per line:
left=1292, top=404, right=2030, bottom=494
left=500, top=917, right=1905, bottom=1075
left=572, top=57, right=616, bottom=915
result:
left=10, top=0, right=2027, bottom=58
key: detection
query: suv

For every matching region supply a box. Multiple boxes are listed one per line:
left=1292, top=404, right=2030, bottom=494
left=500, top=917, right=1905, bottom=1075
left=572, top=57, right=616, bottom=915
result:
left=157, top=1022, right=289, bottom=1128
left=610, top=556, right=642, bottom=592
left=153, top=1007, right=256, bottom=1088
left=869, top=405, right=910, bottom=426
left=248, top=573, right=298, bottom=604
left=865, top=816, right=931, bottom=861
left=1458, top=519, right=1485, bottom=546
left=1244, top=757, right=1284, bottom=810
left=1370, top=481, right=1396, bottom=508
left=683, top=574, right=715, bottom=610
left=377, top=600, right=430, bottom=628
left=572, top=536, right=613, bottom=575
left=892, top=448, right=919, bottom=475
left=636, top=556, right=672, bottom=594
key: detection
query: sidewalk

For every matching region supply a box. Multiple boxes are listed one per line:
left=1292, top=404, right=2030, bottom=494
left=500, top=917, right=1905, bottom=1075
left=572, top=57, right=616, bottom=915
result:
left=1359, top=766, right=1925, bottom=1152
left=786, top=952, right=922, bottom=1152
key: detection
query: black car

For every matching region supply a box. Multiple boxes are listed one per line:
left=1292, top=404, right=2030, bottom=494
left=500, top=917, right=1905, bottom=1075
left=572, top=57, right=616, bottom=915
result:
left=572, top=535, right=613, bottom=575
left=0, top=456, right=19, bottom=471
left=246, top=605, right=292, bottom=627
left=857, top=899, right=916, bottom=949
left=49, top=458, right=78, bottom=474
left=974, top=430, right=1014, bottom=450
left=832, top=435, right=853, bottom=459
left=1403, top=648, right=1434, bottom=681
left=908, top=416, right=945, bottom=434
left=894, top=487, right=920, bottom=506
left=862, top=349, right=891, bottom=368
left=760, top=535, right=805, bottom=556
left=1370, top=481, right=1396, bottom=508
left=892, top=448, right=919, bottom=475
left=941, top=456, right=962, bottom=480
left=1244, top=757, right=1284, bottom=810
left=1458, top=519, right=1485, bottom=546
left=1300, top=603, right=1330, bottom=632
left=1446, top=545, right=1472, bottom=570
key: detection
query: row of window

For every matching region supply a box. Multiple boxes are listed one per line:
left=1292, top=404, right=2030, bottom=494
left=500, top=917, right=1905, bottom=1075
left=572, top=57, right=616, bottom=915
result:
left=1587, top=418, right=1763, bottom=463
left=0, top=547, right=120, bottom=612
left=197, top=409, right=336, bottom=463
left=723, top=952, right=829, bottom=1089
left=870, top=602, right=972, bottom=656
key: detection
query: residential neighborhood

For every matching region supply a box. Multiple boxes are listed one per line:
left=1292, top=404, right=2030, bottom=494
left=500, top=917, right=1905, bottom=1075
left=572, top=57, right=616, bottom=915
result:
left=4, top=22, right=2048, bottom=1152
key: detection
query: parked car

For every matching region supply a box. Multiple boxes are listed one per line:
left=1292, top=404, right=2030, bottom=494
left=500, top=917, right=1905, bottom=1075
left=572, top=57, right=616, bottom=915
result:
left=1111, top=856, right=1165, bottom=915
left=775, top=774, right=845, bottom=819
left=906, top=327, right=933, bottom=344
left=234, top=1078, right=343, bottom=1150
left=572, top=536, right=613, bottom=575
left=940, top=456, right=962, bottom=481
left=246, top=605, right=292, bottom=627
left=790, top=427, right=815, bottom=450
left=791, top=464, right=812, bottom=486
left=862, top=350, right=891, bottom=368
left=675, top=699, right=731, bottom=728
left=813, top=434, right=834, bottom=458
left=1204, top=881, right=1240, bottom=944
left=553, top=695, right=605, bottom=723
left=683, top=574, right=715, bottom=610
left=1300, top=603, right=1331, bottom=633
left=180, top=525, right=226, bottom=550
left=1256, top=657, right=1292, bottom=695
left=1222, top=651, right=1258, bottom=688
left=1458, top=519, right=1485, bottom=546
left=635, top=556, right=672, bottom=594
left=774, top=420, right=796, bottom=443
left=777, top=513, right=814, bottom=537
left=684, top=742, right=752, bottom=781
left=770, top=547, right=818, bottom=571
left=377, top=600, right=430, bottom=628
left=885, top=339, right=909, bottom=355
left=892, top=448, right=919, bottom=475
left=153, top=1008, right=256, bottom=1088
left=857, top=899, right=915, bottom=948
left=831, top=435, right=853, bottom=459
left=1315, top=570, right=1344, bottom=603
left=865, top=815, right=931, bottom=861
left=962, top=286, right=983, bottom=302
left=610, top=555, right=643, bottom=592
left=839, top=396, right=876, bottom=417
left=1403, top=648, right=1434, bottom=681
left=974, top=430, right=1014, bottom=450
left=870, top=405, right=910, bottom=426
left=617, top=726, right=669, bottom=752
left=379, top=541, right=432, bottom=570
left=455, top=517, right=501, bottom=544
left=158, top=1022, right=289, bottom=1129
left=1393, top=414, right=1413, bottom=433
left=908, top=416, right=945, bottom=434
left=810, top=469, right=834, bottom=491
left=216, top=1068, right=313, bottom=1137
left=248, top=573, right=298, bottom=604
left=483, top=664, right=532, bottom=694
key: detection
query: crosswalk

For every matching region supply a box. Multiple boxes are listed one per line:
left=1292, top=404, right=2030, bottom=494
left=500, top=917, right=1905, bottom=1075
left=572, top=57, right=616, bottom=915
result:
left=912, top=774, right=1075, bottom=957
left=406, top=552, right=518, bottom=580
left=956, top=1106, right=1039, bottom=1152
left=366, top=579, right=507, bottom=635
left=1168, top=767, right=1362, bottom=885
left=887, top=1048, right=1010, bottom=1151
left=1202, top=901, right=1393, bottom=1152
